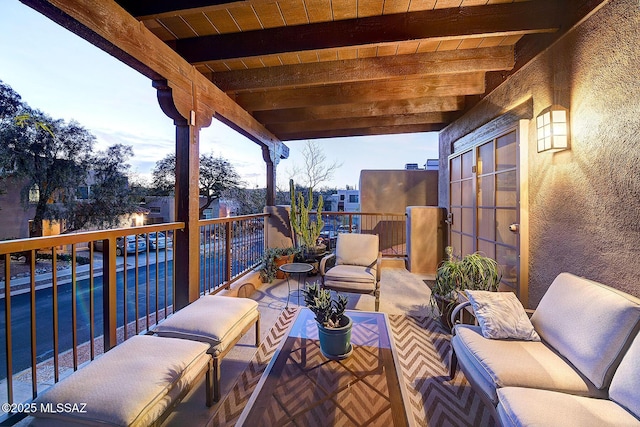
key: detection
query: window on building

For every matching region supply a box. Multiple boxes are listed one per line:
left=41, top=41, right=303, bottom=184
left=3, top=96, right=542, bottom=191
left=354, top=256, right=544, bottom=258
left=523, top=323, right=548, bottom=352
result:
left=349, top=194, right=359, bottom=203
left=28, top=185, right=39, bottom=203
left=76, top=185, right=90, bottom=200
left=340, top=195, right=345, bottom=200
left=149, top=207, right=161, bottom=214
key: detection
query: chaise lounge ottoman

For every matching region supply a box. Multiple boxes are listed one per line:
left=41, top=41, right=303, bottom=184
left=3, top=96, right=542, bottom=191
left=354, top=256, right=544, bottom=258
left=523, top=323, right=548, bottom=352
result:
left=30, top=335, right=211, bottom=427
left=153, top=295, right=260, bottom=401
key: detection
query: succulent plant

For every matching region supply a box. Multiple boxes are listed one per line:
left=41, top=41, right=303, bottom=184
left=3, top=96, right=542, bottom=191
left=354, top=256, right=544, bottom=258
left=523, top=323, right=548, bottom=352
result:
left=302, top=282, right=348, bottom=328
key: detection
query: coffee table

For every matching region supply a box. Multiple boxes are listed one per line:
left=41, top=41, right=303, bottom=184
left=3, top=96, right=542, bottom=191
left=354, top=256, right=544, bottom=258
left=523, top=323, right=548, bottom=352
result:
left=237, top=308, right=411, bottom=426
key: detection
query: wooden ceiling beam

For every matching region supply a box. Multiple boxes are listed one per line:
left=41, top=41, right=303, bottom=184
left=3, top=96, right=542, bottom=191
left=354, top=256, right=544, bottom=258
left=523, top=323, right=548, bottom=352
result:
left=254, top=96, right=465, bottom=124
left=211, top=46, right=514, bottom=92
left=236, top=73, right=484, bottom=111
left=115, top=0, right=264, bottom=20
left=170, top=1, right=558, bottom=63
left=267, top=112, right=451, bottom=135
left=277, top=124, right=446, bottom=141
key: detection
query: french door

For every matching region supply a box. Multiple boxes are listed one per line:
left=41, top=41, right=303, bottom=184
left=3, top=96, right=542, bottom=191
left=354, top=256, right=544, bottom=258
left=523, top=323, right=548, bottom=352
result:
left=448, top=128, right=522, bottom=295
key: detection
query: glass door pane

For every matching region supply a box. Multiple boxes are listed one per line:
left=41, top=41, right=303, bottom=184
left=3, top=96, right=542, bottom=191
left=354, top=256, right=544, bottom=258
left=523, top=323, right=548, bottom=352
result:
left=449, top=128, right=520, bottom=296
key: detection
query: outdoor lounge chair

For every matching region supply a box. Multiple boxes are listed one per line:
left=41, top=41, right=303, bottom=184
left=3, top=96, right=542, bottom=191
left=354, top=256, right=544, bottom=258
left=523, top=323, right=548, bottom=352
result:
left=319, top=233, right=382, bottom=311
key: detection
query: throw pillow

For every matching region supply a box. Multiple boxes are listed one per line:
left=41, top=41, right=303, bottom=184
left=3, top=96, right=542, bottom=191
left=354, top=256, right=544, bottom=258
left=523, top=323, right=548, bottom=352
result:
left=465, top=290, right=540, bottom=341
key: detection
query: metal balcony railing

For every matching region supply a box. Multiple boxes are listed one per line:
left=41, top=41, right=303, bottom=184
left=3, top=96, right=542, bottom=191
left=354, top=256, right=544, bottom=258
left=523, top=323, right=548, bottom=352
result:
left=199, top=213, right=267, bottom=294
left=0, top=210, right=405, bottom=422
left=316, top=212, right=407, bottom=256
left=0, top=223, right=184, bottom=419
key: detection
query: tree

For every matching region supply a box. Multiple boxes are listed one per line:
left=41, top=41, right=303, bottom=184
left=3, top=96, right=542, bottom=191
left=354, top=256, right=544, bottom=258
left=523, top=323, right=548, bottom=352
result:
left=0, top=109, right=92, bottom=236
left=61, top=144, right=144, bottom=232
left=151, top=152, right=242, bottom=217
left=0, top=80, right=22, bottom=120
left=0, top=81, right=142, bottom=234
left=222, top=186, right=268, bottom=215
left=294, top=141, right=342, bottom=194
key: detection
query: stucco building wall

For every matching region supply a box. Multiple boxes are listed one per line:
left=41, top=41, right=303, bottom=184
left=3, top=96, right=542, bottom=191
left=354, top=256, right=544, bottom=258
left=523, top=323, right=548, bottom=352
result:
left=439, top=0, right=640, bottom=306
left=0, top=177, right=35, bottom=240
left=360, top=169, right=438, bottom=213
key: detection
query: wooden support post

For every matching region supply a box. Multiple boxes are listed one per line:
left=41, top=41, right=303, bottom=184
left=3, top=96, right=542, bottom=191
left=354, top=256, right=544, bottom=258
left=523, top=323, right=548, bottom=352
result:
left=154, top=80, right=201, bottom=309
left=262, top=145, right=276, bottom=207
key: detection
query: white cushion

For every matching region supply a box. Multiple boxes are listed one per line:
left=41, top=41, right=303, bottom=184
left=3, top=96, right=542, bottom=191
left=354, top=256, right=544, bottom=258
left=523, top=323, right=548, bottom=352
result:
left=335, top=233, right=379, bottom=267
left=324, top=264, right=376, bottom=284
left=452, top=325, right=604, bottom=404
left=497, top=387, right=640, bottom=427
left=465, top=290, right=540, bottom=341
left=32, top=335, right=210, bottom=427
left=531, top=273, right=640, bottom=388
left=610, top=332, right=640, bottom=419
left=154, top=295, right=259, bottom=351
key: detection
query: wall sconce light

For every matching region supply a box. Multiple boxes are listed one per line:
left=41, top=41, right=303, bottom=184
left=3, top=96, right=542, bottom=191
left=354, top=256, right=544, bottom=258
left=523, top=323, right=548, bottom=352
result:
left=536, top=105, right=570, bottom=152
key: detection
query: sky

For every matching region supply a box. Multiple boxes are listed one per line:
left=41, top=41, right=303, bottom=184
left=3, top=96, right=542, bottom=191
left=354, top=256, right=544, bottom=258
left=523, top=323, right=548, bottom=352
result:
left=0, top=0, right=439, bottom=190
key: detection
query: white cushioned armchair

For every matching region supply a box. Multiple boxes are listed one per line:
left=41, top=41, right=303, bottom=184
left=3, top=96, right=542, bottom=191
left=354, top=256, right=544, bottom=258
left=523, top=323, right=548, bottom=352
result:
left=319, top=233, right=381, bottom=311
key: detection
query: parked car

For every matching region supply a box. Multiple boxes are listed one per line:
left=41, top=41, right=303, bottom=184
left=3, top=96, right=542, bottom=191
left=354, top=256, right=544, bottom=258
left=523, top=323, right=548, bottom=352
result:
left=318, top=225, right=339, bottom=250
left=145, top=232, right=172, bottom=250
left=337, top=224, right=358, bottom=233
left=93, top=235, right=146, bottom=256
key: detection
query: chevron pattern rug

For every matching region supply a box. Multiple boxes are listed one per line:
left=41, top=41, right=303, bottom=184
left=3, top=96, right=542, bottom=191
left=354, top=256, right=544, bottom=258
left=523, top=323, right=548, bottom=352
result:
left=209, top=309, right=496, bottom=426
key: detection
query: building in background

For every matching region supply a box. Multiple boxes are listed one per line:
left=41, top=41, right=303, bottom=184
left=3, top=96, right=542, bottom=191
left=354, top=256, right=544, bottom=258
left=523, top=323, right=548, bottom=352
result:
left=326, top=188, right=360, bottom=212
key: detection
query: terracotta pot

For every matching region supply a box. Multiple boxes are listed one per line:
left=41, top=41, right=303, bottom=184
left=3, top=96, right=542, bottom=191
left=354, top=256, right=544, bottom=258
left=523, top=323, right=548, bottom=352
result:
left=275, top=254, right=295, bottom=279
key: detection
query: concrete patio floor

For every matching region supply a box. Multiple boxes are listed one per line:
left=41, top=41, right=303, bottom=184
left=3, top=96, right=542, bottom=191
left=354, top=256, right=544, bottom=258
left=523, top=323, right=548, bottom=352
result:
left=163, top=266, right=434, bottom=426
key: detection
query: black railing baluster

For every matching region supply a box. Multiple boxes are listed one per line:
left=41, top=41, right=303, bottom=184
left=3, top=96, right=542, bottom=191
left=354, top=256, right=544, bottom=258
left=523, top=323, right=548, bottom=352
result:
left=163, top=233, right=168, bottom=319
left=51, top=249, right=59, bottom=382
left=154, top=235, right=159, bottom=324
left=71, top=244, right=78, bottom=371
left=103, top=238, right=117, bottom=351
left=133, top=235, right=139, bottom=334
left=29, top=250, right=37, bottom=399
left=4, top=253, right=13, bottom=405
left=89, top=244, right=95, bottom=360
left=122, top=238, right=128, bottom=341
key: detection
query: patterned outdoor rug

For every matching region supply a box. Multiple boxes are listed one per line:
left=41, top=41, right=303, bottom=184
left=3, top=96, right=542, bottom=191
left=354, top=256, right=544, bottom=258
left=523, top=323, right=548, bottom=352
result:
left=209, top=309, right=495, bottom=426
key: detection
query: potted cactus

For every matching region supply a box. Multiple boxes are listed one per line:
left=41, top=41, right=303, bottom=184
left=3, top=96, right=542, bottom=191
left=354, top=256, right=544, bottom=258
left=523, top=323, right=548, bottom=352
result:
left=302, top=283, right=352, bottom=359
left=289, top=179, right=326, bottom=260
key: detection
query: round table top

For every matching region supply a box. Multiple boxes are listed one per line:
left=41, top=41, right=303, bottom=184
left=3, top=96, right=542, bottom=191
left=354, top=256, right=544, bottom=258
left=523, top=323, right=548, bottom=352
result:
left=279, top=262, right=314, bottom=273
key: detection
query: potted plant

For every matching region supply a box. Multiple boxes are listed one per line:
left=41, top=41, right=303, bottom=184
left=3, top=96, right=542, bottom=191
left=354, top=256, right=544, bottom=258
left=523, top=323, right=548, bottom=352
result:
left=289, top=179, right=326, bottom=260
left=258, top=247, right=299, bottom=283
left=302, top=283, right=353, bottom=359
left=429, top=246, right=502, bottom=328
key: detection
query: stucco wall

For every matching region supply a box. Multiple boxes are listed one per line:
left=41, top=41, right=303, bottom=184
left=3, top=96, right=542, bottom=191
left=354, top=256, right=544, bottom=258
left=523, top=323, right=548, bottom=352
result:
left=360, top=169, right=438, bottom=213
left=0, top=177, right=34, bottom=239
left=439, top=0, right=640, bottom=306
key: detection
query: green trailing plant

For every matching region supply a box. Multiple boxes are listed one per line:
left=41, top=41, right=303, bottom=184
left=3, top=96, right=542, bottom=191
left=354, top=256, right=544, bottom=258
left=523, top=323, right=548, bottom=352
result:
left=302, top=282, right=348, bottom=328
left=429, top=246, right=502, bottom=322
left=258, top=246, right=299, bottom=283
left=290, top=179, right=324, bottom=250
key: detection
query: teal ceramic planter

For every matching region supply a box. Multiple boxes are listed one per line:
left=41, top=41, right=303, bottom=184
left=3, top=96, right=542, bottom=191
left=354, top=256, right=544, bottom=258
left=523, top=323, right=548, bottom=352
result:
left=317, top=315, right=353, bottom=360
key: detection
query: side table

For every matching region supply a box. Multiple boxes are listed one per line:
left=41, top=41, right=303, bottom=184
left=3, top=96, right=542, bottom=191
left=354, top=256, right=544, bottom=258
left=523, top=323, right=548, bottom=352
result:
left=278, top=263, right=313, bottom=308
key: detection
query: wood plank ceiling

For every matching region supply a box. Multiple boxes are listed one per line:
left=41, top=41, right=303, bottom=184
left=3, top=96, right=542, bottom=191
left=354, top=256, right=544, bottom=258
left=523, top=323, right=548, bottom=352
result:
left=112, top=0, right=571, bottom=141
